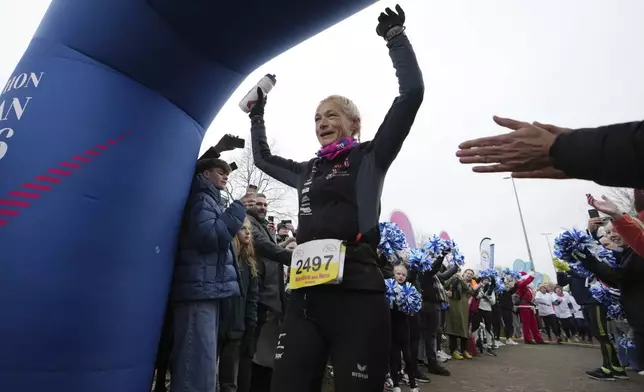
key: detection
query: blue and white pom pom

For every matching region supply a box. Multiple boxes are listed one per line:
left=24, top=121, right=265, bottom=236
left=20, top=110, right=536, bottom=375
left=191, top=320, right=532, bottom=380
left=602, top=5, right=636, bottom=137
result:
left=553, top=229, right=595, bottom=277
left=384, top=278, right=399, bottom=308
left=589, top=281, right=626, bottom=320
left=443, top=238, right=466, bottom=266
left=617, top=337, right=635, bottom=349
left=502, top=268, right=521, bottom=280
left=397, top=282, right=422, bottom=314
left=407, top=248, right=433, bottom=273
left=479, top=268, right=499, bottom=279
left=425, top=235, right=448, bottom=258
left=378, top=222, right=409, bottom=264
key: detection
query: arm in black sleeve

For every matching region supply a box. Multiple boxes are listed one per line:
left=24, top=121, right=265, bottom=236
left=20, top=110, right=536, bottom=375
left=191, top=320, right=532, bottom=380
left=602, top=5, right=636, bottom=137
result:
left=251, top=224, right=293, bottom=266
left=367, top=33, right=424, bottom=170
left=245, top=275, right=259, bottom=329
left=576, top=252, right=621, bottom=287
left=437, top=265, right=459, bottom=281
left=250, top=116, right=305, bottom=188
left=198, top=146, right=220, bottom=161
left=549, top=120, right=644, bottom=188
left=426, top=255, right=446, bottom=277
left=556, top=271, right=571, bottom=287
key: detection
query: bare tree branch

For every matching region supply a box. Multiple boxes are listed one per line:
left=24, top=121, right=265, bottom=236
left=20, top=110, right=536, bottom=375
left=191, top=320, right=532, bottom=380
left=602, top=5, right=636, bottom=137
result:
left=607, top=187, right=636, bottom=215
left=224, top=135, right=298, bottom=220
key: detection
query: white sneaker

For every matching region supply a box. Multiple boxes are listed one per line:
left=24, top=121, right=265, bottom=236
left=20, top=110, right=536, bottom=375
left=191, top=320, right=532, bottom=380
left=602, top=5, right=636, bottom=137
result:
left=393, top=387, right=402, bottom=392
left=638, top=370, right=644, bottom=376
left=506, top=338, right=518, bottom=345
left=411, top=388, right=420, bottom=392
left=436, top=350, right=450, bottom=362
left=495, top=340, right=505, bottom=347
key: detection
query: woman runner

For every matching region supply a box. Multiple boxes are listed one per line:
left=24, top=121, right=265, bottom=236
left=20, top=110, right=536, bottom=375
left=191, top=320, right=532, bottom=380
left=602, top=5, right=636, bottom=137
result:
left=247, top=5, right=424, bottom=391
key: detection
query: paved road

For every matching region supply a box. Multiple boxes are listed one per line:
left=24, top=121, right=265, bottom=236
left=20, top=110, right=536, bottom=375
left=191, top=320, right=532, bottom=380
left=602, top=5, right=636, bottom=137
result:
left=417, top=343, right=643, bottom=392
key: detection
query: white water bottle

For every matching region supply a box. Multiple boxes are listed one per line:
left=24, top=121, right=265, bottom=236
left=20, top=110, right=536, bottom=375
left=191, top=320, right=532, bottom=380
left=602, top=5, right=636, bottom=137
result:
left=239, top=74, right=276, bottom=113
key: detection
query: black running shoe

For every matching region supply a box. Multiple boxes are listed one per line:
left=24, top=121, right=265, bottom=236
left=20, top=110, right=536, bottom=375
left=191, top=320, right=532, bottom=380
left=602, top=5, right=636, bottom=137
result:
left=586, top=368, right=615, bottom=381
left=415, top=369, right=431, bottom=384
left=427, top=364, right=451, bottom=376
left=612, top=369, right=629, bottom=380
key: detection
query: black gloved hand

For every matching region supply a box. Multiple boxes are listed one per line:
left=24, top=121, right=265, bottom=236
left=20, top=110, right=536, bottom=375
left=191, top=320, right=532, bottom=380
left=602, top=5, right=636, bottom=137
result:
left=376, top=4, right=406, bottom=39
left=250, top=87, right=266, bottom=118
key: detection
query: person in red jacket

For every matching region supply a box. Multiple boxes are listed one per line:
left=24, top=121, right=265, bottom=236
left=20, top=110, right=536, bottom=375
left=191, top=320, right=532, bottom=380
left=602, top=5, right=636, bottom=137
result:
left=515, top=271, right=545, bottom=344
left=588, top=192, right=644, bottom=257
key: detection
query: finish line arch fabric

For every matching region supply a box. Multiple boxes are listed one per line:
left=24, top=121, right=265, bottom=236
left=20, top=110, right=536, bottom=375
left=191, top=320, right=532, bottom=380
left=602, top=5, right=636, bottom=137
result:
left=0, top=1, right=374, bottom=391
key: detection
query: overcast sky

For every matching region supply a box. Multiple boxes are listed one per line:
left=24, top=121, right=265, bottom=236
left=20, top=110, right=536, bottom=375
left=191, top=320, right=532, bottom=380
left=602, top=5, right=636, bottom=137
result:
left=2, top=0, right=642, bottom=278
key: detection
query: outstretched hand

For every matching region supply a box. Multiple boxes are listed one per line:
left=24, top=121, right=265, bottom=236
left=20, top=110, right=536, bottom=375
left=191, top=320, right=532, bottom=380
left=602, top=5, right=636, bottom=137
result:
left=456, top=116, right=569, bottom=179
left=376, top=4, right=405, bottom=39
left=587, top=194, right=623, bottom=219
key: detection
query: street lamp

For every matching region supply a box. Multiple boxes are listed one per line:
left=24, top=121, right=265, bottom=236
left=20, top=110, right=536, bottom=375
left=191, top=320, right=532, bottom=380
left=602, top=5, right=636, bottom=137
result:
left=541, top=232, right=554, bottom=260
left=504, top=176, right=535, bottom=268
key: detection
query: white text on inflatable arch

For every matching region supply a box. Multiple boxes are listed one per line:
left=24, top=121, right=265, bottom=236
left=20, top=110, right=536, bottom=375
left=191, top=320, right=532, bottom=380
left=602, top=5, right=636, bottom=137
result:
left=0, top=71, right=44, bottom=161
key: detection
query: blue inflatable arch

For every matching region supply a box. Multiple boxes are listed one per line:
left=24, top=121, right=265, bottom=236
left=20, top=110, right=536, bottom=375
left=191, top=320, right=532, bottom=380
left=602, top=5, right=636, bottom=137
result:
left=0, top=1, right=374, bottom=391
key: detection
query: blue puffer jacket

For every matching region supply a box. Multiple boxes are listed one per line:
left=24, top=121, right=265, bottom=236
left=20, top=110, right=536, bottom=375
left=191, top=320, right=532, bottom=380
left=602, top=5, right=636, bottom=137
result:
left=172, top=174, right=246, bottom=302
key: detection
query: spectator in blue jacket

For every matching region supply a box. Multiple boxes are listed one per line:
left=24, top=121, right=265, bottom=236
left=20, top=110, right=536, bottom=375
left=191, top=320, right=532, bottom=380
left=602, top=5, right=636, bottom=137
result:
left=171, top=158, right=246, bottom=392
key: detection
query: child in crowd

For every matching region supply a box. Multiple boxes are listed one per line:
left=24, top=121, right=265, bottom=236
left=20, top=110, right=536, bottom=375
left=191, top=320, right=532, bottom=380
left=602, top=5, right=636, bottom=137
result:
left=389, top=264, right=419, bottom=392
left=218, top=218, right=259, bottom=392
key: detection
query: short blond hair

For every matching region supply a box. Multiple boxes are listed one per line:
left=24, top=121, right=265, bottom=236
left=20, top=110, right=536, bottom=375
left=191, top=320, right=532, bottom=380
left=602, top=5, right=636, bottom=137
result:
left=320, top=95, right=362, bottom=138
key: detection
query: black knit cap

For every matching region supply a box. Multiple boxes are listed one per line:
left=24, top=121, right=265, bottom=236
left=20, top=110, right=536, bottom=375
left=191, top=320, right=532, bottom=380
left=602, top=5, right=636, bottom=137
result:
left=195, top=158, right=231, bottom=175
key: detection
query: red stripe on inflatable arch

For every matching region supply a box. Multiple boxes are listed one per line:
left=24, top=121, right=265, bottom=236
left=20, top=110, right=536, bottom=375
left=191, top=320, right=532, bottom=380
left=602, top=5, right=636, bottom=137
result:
left=0, top=132, right=133, bottom=227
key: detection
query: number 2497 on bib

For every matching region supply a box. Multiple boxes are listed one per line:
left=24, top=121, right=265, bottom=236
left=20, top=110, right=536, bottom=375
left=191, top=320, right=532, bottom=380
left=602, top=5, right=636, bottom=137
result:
left=289, top=239, right=346, bottom=289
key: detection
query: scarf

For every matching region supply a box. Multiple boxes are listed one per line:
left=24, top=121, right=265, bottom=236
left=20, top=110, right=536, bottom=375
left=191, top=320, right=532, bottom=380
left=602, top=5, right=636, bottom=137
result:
left=316, top=137, right=358, bottom=160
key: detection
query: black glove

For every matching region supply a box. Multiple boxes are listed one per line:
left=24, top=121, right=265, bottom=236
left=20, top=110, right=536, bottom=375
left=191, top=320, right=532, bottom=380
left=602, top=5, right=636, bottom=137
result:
left=249, top=87, right=266, bottom=118
left=376, top=5, right=406, bottom=40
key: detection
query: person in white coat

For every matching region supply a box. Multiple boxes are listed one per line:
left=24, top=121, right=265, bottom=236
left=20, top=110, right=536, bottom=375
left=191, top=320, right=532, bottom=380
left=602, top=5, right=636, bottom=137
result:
left=553, top=285, right=577, bottom=341
left=472, top=276, right=497, bottom=355
left=535, top=285, right=562, bottom=343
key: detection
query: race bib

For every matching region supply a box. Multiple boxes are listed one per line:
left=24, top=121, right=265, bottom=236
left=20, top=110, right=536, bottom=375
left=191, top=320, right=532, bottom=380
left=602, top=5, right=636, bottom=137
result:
left=289, top=239, right=346, bottom=289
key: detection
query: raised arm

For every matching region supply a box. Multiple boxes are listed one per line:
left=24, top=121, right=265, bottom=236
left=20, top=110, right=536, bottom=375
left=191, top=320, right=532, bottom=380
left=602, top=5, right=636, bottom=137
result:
left=187, top=195, right=245, bottom=253
left=369, top=17, right=424, bottom=170
left=550, top=121, right=644, bottom=188
left=437, top=265, right=459, bottom=281
left=249, top=115, right=304, bottom=188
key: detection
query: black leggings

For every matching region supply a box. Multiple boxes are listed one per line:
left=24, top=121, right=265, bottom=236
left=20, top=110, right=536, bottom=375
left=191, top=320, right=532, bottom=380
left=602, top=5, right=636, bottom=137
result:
left=470, top=309, right=494, bottom=336
left=448, top=335, right=468, bottom=353
left=408, top=313, right=421, bottom=372
left=542, top=314, right=561, bottom=339
left=389, top=313, right=417, bottom=388
left=574, top=318, right=592, bottom=341
left=491, top=305, right=502, bottom=341
left=584, top=305, right=623, bottom=371
left=559, top=317, right=576, bottom=338
left=271, top=287, right=390, bottom=392
left=501, top=309, right=514, bottom=339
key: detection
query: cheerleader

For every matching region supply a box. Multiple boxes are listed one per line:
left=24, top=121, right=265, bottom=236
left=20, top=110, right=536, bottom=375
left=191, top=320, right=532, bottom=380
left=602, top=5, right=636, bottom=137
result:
left=389, top=264, right=420, bottom=392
